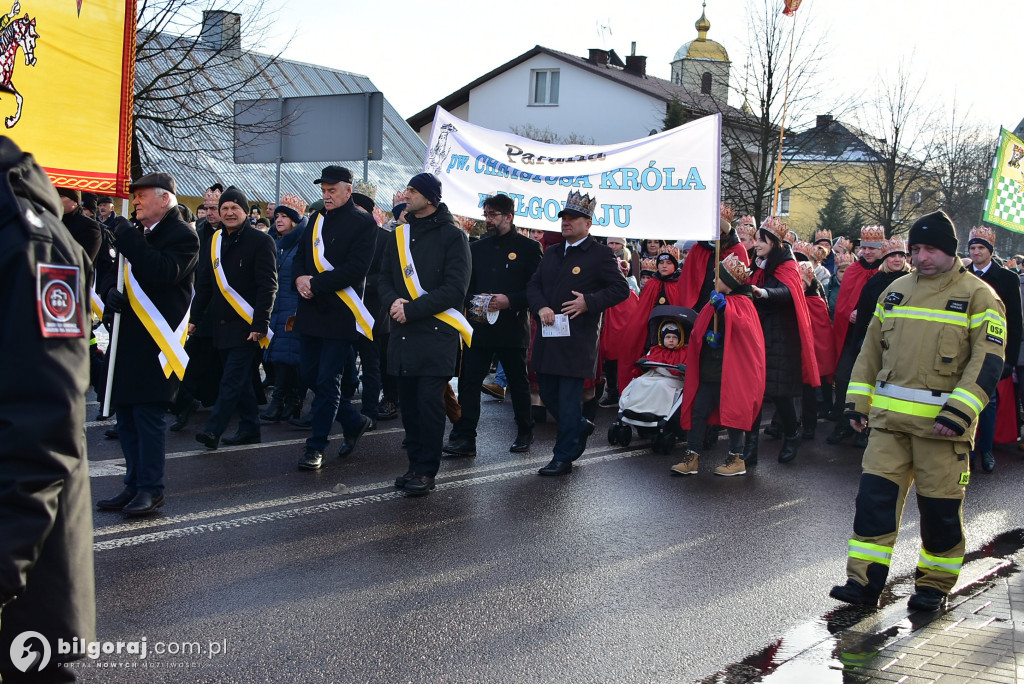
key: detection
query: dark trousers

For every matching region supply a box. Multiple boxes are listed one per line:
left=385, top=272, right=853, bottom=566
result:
left=378, top=332, right=399, bottom=402
left=801, top=383, right=819, bottom=432
left=686, top=382, right=744, bottom=452
left=355, top=333, right=381, bottom=419
left=974, top=389, right=998, bottom=454
left=538, top=373, right=586, bottom=463
left=115, top=402, right=167, bottom=494
left=301, top=335, right=362, bottom=452
left=451, top=345, right=533, bottom=441
left=176, top=334, right=222, bottom=409
left=204, top=344, right=261, bottom=437
left=268, top=362, right=301, bottom=404
left=765, top=395, right=799, bottom=435
left=399, top=375, right=448, bottom=477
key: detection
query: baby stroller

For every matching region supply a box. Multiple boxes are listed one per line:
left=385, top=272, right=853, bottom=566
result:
left=607, top=305, right=696, bottom=454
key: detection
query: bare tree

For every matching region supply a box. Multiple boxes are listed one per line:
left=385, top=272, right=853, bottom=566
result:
left=132, top=0, right=292, bottom=179
left=507, top=124, right=594, bottom=145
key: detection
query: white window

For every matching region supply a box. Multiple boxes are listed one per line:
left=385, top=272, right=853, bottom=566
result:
left=894, top=197, right=903, bottom=222
left=776, top=188, right=791, bottom=216
left=912, top=190, right=922, bottom=205
left=530, top=69, right=559, bottom=106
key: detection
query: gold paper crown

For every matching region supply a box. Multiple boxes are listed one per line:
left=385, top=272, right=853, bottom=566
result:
left=354, top=180, right=377, bottom=199
left=834, top=252, right=856, bottom=267
left=968, top=225, right=996, bottom=247
left=881, top=237, right=907, bottom=257
left=797, top=260, right=816, bottom=282
left=833, top=237, right=853, bottom=254
left=736, top=215, right=757, bottom=239
left=720, top=203, right=736, bottom=223
left=860, top=225, right=885, bottom=244
left=720, top=253, right=751, bottom=285
left=792, top=241, right=814, bottom=260
left=784, top=230, right=799, bottom=245
left=760, top=216, right=789, bottom=241
left=203, top=187, right=222, bottom=202
left=814, top=229, right=833, bottom=243
left=563, top=190, right=597, bottom=218
left=640, top=256, right=658, bottom=272
left=278, top=193, right=307, bottom=216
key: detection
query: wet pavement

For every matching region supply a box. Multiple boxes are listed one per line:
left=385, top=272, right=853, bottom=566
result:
left=79, top=394, right=1024, bottom=683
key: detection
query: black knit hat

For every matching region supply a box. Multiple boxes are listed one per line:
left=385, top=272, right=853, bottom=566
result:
left=657, top=252, right=678, bottom=269
left=219, top=185, right=250, bottom=211
left=56, top=187, right=81, bottom=203
left=908, top=211, right=958, bottom=257
left=408, top=172, right=442, bottom=206
left=352, top=192, right=375, bottom=214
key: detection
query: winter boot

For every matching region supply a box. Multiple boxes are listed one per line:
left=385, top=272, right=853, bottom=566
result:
left=582, top=395, right=600, bottom=423
left=670, top=450, right=699, bottom=475
left=260, top=397, right=285, bottom=423
left=742, top=430, right=759, bottom=467
left=778, top=431, right=801, bottom=463
left=715, top=452, right=747, bottom=477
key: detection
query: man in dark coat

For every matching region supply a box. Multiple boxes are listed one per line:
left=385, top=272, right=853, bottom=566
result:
left=444, top=193, right=543, bottom=457
left=190, top=186, right=277, bottom=450
left=380, top=173, right=471, bottom=495
left=0, top=138, right=96, bottom=680
left=57, top=187, right=102, bottom=263
left=97, top=194, right=117, bottom=227
left=526, top=190, right=630, bottom=476
left=96, top=172, right=200, bottom=516
left=966, top=225, right=1023, bottom=473
left=292, top=167, right=377, bottom=471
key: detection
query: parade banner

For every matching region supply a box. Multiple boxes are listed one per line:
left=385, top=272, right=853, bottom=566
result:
left=3, top=0, right=136, bottom=196
left=423, top=107, right=721, bottom=240
left=982, top=127, right=1024, bottom=234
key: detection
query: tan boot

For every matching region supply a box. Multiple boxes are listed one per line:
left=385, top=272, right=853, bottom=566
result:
left=715, top=452, right=747, bottom=477
left=670, top=450, right=699, bottom=475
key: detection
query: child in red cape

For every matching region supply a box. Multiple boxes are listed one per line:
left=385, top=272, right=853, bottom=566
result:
left=615, top=321, right=687, bottom=422
left=672, top=254, right=766, bottom=477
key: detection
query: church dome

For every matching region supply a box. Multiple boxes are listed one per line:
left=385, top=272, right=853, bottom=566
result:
left=672, top=5, right=729, bottom=62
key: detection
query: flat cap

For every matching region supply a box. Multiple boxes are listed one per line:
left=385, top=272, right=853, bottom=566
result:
left=129, top=172, right=177, bottom=195
left=313, top=165, right=354, bottom=185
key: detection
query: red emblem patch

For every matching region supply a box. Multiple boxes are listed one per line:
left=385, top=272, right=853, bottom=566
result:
left=37, top=264, right=84, bottom=338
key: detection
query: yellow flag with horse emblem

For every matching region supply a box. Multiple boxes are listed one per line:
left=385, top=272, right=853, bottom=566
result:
left=2, top=0, right=136, bottom=196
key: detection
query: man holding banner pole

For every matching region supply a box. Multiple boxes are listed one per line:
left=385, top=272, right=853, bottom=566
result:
left=190, top=186, right=277, bottom=451
left=291, top=166, right=378, bottom=471
left=95, top=172, right=199, bottom=516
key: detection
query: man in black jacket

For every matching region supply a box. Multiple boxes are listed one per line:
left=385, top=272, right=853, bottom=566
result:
left=96, top=171, right=200, bottom=515
left=0, top=138, right=96, bottom=680
left=380, top=173, right=471, bottom=495
left=292, top=166, right=377, bottom=471
left=527, top=190, right=630, bottom=476
left=57, top=187, right=102, bottom=263
left=966, top=224, right=1023, bottom=473
left=191, top=186, right=277, bottom=450
left=444, top=193, right=543, bottom=457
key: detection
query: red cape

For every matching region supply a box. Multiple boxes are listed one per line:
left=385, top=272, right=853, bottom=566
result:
left=994, top=377, right=1017, bottom=444
left=832, top=260, right=876, bottom=350
left=615, top=277, right=684, bottom=390
left=600, top=290, right=641, bottom=364
left=806, top=293, right=837, bottom=379
left=645, top=344, right=685, bottom=374
left=674, top=242, right=751, bottom=310
left=680, top=297, right=766, bottom=431
left=751, top=260, right=821, bottom=386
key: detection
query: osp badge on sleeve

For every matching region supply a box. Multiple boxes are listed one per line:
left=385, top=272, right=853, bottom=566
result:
left=37, top=263, right=84, bottom=338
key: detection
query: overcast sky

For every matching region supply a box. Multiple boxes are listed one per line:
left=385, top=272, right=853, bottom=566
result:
left=264, top=0, right=1019, bottom=139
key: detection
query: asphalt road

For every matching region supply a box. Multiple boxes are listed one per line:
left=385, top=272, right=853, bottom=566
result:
left=79, top=393, right=1024, bottom=683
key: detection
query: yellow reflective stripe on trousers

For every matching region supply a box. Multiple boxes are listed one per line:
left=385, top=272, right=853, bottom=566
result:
left=870, top=394, right=942, bottom=419
left=875, top=305, right=968, bottom=327
left=949, top=388, right=985, bottom=414
left=394, top=223, right=473, bottom=347
left=847, top=382, right=874, bottom=398
left=211, top=230, right=272, bottom=349
left=310, top=214, right=375, bottom=340
left=918, top=549, right=963, bottom=575
left=848, top=539, right=893, bottom=566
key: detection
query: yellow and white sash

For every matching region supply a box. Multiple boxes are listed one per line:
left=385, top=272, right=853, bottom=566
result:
left=211, top=229, right=273, bottom=349
left=123, top=261, right=190, bottom=380
left=310, top=214, right=375, bottom=340
left=395, top=223, right=472, bottom=347
left=90, top=280, right=104, bottom=320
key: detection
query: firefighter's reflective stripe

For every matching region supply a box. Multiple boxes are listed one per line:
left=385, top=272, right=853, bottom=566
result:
left=874, top=383, right=948, bottom=405
left=949, top=387, right=985, bottom=415
left=875, top=305, right=969, bottom=327
left=848, top=539, right=893, bottom=566
left=918, top=549, right=963, bottom=575
left=871, top=395, right=943, bottom=419
left=969, top=308, right=1006, bottom=332
left=847, top=382, right=874, bottom=400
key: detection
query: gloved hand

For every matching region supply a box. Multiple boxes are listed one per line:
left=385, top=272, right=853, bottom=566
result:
left=703, top=329, right=722, bottom=349
left=105, top=289, right=129, bottom=314
left=709, top=290, right=726, bottom=312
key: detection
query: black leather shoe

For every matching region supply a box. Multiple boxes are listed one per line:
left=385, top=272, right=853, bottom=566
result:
left=377, top=401, right=399, bottom=420
left=981, top=451, right=996, bottom=473
left=778, top=432, right=801, bottom=463
left=298, top=447, right=323, bottom=471
left=574, top=419, right=595, bottom=460
left=509, top=431, right=534, bottom=453
left=763, top=423, right=781, bottom=440
left=289, top=415, right=312, bottom=429
left=538, top=459, right=572, bottom=476
left=169, top=399, right=198, bottom=431
left=403, top=474, right=436, bottom=496
left=394, top=470, right=416, bottom=489
left=826, top=423, right=855, bottom=445
left=122, top=491, right=164, bottom=517
left=259, top=400, right=284, bottom=423
left=742, top=432, right=759, bottom=466
left=338, top=415, right=373, bottom=457
left=222, top=431, right=261, bottom=446
left=96, top=488, right=136, bottom=511
left=104, top=427, right=119, bottom=440
left=195, top=431, right=219, bottom=449
left=442, top=437, right=477, bottom=457
left=908, top=586, right=947, bottom=612
left=829, top=579, right=880, bottom=607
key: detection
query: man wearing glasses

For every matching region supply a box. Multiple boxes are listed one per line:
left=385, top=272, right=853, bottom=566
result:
left=444, top=193, right=543, bottom=457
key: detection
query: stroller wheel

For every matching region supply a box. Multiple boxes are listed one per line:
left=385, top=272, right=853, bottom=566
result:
left=618, top=424, right=632, bottom=447
left=607, top=423, right=620, bottom=445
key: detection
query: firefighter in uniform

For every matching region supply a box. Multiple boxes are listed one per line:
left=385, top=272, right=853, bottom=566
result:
left=829, top=211, right=1007, bottom=612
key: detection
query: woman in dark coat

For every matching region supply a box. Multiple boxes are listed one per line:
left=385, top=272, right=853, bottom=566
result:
left=260, top=197, right=308, bottom=422
left=746, top=219, right=820, bottom=464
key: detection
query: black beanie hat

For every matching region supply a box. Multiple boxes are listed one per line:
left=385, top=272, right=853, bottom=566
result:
left=908, top=211, right=958, bottom=257
left=408, top=172, right=442, bottom=206
left=56, top=187, right=81, bottom=204
left=219, top=185, right=250, bottom=211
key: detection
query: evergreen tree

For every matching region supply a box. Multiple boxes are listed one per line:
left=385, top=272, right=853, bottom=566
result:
left=663, top=96, right=688, bottom=131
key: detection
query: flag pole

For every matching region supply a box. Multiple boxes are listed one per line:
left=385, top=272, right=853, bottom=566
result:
left=770, top=10, right=798, bottom=215
left=100, top=254, right=125, bottom=419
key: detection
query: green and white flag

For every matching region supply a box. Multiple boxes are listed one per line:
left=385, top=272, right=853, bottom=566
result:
left=982, top=127, right=1024, bottom=233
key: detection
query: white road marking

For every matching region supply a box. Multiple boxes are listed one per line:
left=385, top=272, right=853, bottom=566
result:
left=93, top=446, right=649, bottom=551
